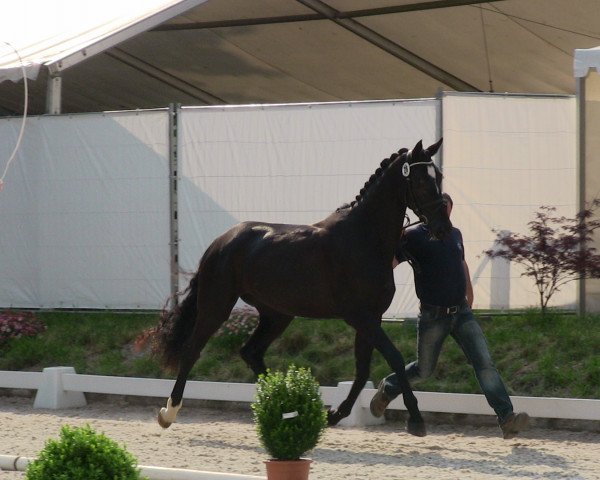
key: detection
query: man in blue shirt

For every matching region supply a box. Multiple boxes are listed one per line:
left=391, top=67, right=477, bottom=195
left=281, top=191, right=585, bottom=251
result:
left=370, top=193, right=529, bottom=439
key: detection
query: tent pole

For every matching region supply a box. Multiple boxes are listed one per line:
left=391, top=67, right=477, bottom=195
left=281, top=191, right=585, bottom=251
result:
left=46, top=71, right=62, bottom=114
left=436, top=89, right=444, bottom=185
left=169, top=103, right=180, bottom=304
left=576, top=76, right=586, bottom=317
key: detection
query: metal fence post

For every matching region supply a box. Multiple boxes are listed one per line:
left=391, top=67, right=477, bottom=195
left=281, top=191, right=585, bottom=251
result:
left=169, top=103, right=180, bottom=303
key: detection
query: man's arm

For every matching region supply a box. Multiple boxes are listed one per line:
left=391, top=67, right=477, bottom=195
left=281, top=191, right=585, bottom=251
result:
left=463, top=260, right=474, bottom=307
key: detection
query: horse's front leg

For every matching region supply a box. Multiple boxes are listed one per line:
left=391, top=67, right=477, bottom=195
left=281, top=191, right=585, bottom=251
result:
left=347, top=315, right=426, bottom=437
left=327, top=331, right=373, bottom=426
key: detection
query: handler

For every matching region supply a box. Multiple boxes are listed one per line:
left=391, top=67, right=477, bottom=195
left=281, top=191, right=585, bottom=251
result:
left=370, top=193, right=529, bottom=439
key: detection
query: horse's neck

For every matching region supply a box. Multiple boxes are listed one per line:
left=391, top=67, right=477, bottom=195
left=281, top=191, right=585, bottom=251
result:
left=350, top=170, right=406, bottom=254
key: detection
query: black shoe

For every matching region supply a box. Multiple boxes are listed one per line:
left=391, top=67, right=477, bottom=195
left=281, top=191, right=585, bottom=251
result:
left=370, top=380, right=393, bottom=418
left=500, top=412, right=530, bottom=439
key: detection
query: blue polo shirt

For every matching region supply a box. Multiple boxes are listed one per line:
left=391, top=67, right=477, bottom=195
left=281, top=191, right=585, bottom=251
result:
left=396, top=224, right=467, bottom=307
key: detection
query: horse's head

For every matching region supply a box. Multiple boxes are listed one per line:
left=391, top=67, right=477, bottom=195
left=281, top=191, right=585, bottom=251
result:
left=401, top=139, right=452, bottom=239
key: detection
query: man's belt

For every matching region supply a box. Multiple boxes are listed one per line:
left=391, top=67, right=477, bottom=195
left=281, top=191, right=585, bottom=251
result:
left=420, top=301, right=465, bottom=316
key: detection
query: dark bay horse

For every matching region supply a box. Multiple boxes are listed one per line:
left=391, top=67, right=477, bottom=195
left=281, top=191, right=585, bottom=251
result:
left=154, top=139, right=451, bottom=436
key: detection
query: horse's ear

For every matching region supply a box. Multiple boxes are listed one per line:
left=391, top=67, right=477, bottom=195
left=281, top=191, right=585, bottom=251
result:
left=413, top=140, right=423, bottom=157
left=426, top=138, right=443, bottom=157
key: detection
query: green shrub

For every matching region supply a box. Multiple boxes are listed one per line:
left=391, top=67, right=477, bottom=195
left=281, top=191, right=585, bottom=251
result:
left=25, top=425, right=147, bottom=480
left=252, top=365, right=327, bottom=460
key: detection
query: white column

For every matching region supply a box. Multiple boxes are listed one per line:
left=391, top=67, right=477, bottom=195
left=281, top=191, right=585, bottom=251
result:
left=33, top=366, right=87, bottom=409
left=46, top=72, right=62, bottom=114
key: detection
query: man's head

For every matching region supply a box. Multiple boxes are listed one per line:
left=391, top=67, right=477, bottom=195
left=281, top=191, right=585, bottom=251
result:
left=442, top=193, right=453, bottom=217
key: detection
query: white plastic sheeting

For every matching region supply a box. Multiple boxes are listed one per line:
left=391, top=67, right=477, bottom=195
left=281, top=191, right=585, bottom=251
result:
left=442, top=93, right=577, bottom=310
left=0, top=96, right=578, bottom=314
left=0, top=110, right=171, bottom=309
left=178, top=101, right=439, bottom=318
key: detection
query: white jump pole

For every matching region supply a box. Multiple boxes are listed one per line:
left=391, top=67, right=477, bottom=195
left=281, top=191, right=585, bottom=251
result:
left=0, top=455, right=266, bottom=480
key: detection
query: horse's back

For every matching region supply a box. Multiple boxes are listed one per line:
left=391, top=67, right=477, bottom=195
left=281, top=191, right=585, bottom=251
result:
left=202, top=220, right=338, bottom=316
left=198, top=218, right=394, bottom=318
left=199, top=220, right=327, bottom=277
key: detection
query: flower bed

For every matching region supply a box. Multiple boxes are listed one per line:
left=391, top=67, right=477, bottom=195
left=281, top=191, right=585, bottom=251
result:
left=0, top=311, right=46, bottom=345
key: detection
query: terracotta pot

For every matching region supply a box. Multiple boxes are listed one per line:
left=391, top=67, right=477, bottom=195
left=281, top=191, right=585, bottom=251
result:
left=265, top=458, right=312, bottom=480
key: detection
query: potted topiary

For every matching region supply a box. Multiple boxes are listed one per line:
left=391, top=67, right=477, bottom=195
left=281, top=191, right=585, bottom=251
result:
left=25, top=424, right=148, bottom=480
left=251, top=365, right=327, bottom=480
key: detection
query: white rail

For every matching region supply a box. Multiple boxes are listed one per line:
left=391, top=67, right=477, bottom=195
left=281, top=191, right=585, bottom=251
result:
left=1, top=367, right=599, bottom=426
left=0, top=455, right=266, bottom=479
left=0, top=370, right=43, bottom=389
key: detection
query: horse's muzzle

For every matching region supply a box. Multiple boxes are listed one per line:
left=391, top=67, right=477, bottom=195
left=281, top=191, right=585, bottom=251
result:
left=428, top=214, right=452, bottom=240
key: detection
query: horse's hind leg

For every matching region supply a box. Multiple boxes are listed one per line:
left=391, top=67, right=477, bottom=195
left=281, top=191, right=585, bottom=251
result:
left=327, top=331, right=373, bottom=426
left=158, top=291, right=238, bottom=428
left=240, top=309, right=293, bottom=376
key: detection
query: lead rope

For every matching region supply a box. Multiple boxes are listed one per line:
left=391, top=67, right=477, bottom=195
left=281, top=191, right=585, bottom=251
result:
left=0, top=41, right=28, bottom=192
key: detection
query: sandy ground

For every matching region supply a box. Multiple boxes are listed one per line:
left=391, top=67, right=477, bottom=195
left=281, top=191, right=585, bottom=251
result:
left=1, top=395, right=599, bottom=479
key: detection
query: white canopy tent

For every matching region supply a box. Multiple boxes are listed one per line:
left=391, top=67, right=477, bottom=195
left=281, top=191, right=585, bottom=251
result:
left=1, top=0, right=599, bottom=115
left=0, top=0, right=207, bottom=113
left=575, top=46, right=600, bottom=313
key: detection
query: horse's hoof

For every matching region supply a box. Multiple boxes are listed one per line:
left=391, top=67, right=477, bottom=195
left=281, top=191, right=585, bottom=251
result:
left=407, top=419, right=427, bottom=437
left=327, top=408, right=342, bottom=426
left=157, top=409, right=172, bottom=429
left=158, top=397, right=181, bottom=429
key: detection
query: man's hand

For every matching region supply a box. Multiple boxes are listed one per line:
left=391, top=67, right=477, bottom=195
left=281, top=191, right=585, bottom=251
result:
left=463, top=261, right=474, bottom=307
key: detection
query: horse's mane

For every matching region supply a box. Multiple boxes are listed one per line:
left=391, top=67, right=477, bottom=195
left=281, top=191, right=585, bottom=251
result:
left=336, top=148, right=408, bottom=212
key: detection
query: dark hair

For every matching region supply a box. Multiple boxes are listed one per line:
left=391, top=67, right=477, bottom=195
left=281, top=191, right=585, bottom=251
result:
left=442, top=193, right=453, bottom=207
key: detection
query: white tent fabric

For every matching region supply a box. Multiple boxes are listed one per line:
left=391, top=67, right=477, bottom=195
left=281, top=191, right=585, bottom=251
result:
left=0, top=0, right=206, bottom=82
left=1, top=1, right=599, bottom=115
left=0, top=111, right=171, bottom=309
left=442, top=93, right=577, bottom=310
left=178, top=100, right=439, bottom=318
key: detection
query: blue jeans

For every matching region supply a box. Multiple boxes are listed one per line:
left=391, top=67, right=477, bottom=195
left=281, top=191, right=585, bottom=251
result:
left=384, top=302, right=514, bottom=423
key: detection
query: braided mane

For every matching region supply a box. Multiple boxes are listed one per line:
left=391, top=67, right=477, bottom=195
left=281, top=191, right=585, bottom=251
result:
left=336, top=148, right=408, bottom=211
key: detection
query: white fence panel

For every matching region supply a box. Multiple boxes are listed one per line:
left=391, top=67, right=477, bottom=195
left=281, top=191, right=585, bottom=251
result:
left=2, top=369, right=598, bottom=423
left=0, top=370, right=43, bottom=389
left=442, top=93, right=577, bottom=310
left=0, top=111, right=171, bottom=309
left=178, top=100, right=439, bottom=318
left=0, top=95, right=579, bottom=312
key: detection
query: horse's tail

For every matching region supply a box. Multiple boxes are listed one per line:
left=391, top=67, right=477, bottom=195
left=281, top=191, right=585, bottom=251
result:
left=152, top=271, right=201, bottom=371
